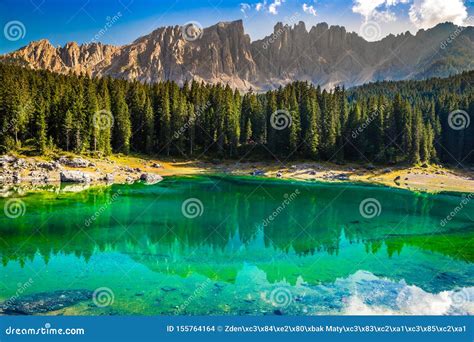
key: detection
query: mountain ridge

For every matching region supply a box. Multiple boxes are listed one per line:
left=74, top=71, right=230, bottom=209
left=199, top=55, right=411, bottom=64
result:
left=2, top=20, right=473, bottom=90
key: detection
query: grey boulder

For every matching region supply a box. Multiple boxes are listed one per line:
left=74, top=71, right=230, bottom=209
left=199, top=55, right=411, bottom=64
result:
left=60, top=170, right=91, bottom=183
left=140, top=173, right=163, bottom=185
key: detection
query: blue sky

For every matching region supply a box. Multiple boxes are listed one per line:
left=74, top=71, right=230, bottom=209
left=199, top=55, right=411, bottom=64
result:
left=1, top=0, right=473, bottom=54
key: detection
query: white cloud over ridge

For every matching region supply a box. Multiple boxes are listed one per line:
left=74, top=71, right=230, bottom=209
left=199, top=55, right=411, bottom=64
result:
left=269, top=0, right=285, bottom=15
left=240, top=3, right=251, bottom=16
left=352, top=0, right=409, bottom=22
left=352, top=0, right=470, bottom=30
left=302, top=3, right=317, bottom=17
left=409, top=0, right=468, bottom=29
left=254, top=0, right=285, bottom=15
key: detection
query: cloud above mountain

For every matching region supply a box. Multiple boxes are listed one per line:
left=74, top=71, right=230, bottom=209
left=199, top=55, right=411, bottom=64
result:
left=352, top=0, right=469, bottom=30
left=352, top=0, right=409, bottom=22
left=302, top=3, right=317, bottom=16
left=409, top=0, right=468, bottom=29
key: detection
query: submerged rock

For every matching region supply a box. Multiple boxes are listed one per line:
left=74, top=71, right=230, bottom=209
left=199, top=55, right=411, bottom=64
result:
left=0, top=289, right=93, bottom=315
left=250, top=170, right=265, bottom=176
left=60, top=183, right=91, bottom=193
left=60, top=170, right=91, bottom=183
left=140, top=173, right=163, bottom=185
left=161, top=286, right=177, bottom=292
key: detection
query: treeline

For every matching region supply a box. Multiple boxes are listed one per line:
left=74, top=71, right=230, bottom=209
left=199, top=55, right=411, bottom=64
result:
left=0, top=64, right=472, bottom=164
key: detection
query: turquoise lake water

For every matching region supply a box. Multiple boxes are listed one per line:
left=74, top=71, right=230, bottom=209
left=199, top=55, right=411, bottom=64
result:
left=0, top=175, right=473, bottom=315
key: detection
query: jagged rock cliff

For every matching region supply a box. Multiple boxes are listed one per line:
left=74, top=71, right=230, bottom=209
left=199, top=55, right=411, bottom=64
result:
left=2, top=20, right=473, bottom=90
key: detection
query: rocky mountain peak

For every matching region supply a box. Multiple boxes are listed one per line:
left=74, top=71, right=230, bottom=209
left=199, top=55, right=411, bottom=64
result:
left=2, top=20, right=473, bottom=90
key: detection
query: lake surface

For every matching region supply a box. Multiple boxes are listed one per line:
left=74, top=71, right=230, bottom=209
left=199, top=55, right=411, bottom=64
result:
left=1, top=175, right=473, bottom=315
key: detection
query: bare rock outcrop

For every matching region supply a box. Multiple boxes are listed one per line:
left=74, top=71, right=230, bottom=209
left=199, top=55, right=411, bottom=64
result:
left=2, top=21, right=473, bottom=90
left=60, top=171, right=91, bottom=183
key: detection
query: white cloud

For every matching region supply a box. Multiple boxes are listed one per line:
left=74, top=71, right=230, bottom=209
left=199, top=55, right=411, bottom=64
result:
left=240, top=3, right=251, bottom=16
left=254, top=0, right=285, bottom=15
left=353, top=0, right=386, bottom=19
left=302, top=3, right=317, bottom=17
left=268, top=0, right=285, bottom=15
left=373, top=10, right=396, bottom=22
left=255, top=1, right=265, bottom=11
left=352, top=0, right=408, bottom=22
left=409, top=0, right=468, bottom=29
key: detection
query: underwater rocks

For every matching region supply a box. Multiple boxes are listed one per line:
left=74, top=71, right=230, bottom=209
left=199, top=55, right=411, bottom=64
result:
left=250, top=170, right=266, bottom=176
left=0, top=289, right=93, bottom=315
left=161, top=286, right=177, bottom=292
left=140, top=173, right=163, bottom=185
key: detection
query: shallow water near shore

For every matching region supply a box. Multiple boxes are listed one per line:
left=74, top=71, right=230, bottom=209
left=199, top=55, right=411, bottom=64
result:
left=0, top=175, right=473, bottom=315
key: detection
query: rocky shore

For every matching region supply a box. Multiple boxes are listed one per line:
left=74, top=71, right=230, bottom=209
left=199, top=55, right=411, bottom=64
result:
left=0, top=154, right=163, bottom=186
left=1, top=154, right=473, bottom=194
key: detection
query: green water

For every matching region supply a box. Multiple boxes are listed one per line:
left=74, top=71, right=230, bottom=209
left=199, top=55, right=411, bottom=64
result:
left=1, top=175, right=473, bottom=315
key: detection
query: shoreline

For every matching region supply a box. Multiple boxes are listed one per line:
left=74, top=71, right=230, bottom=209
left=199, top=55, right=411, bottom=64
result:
left=1, top=154, right=473, bottom=194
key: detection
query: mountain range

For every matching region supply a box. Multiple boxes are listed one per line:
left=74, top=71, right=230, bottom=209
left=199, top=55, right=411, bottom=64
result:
left=1, top=20, right=473, bottom=90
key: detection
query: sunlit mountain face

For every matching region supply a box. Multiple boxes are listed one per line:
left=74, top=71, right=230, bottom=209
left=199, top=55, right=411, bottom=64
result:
left=2, top=21, right=473, bottom=91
